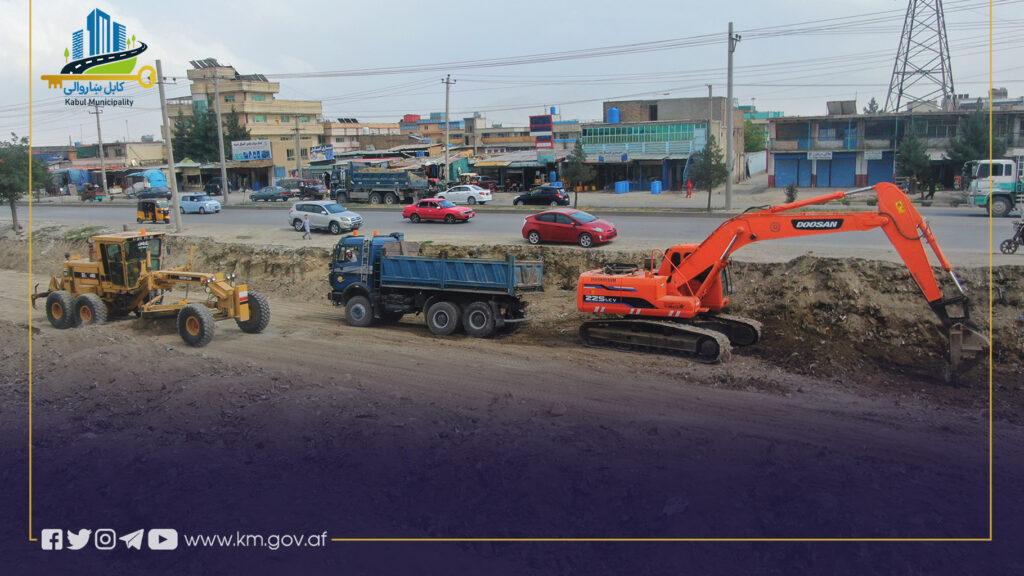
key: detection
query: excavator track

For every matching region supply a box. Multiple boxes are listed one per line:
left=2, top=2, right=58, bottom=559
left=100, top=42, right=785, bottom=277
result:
left=689, top=313, right=763, bottom=347
left=579, top=319, right=732, bottom=364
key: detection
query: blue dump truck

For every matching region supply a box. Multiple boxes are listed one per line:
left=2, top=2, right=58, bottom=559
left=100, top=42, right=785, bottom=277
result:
left=330, top=167, right=431, bottom=205
left=329, top=233, right=544, bottom=337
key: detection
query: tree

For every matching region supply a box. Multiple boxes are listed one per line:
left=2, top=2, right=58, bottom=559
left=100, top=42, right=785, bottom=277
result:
left=560, top=139, right=595, bottom=207
left=223, top=107, right=251, bottom=144
left=689, top=134, right=728, bottom=212
left=897, top=133, right=931, bottom=196
left=170, top=104, right=250, bottom=163
left=0, top=133, right=52, bottom=232
left=863, top=97, right=879, bottom=114
left=946, top=100, right=1007, bottom=168
left=743, top=120, right=765, bottom=152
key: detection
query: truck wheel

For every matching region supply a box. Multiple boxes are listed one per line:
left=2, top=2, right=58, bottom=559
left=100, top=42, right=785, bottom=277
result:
left=236, top=290, right=271, bottom=334
left=177, top=304, right=215, bottom=347
left=991, top=196, right=1012, bottom=218
left=445, top=214, right=456, bottom=224
left=426, top=301, right=461, bottom=336
left=410, top=213, right=421, bottom=223
left=384, top=192, right=399, bottom=205
left=578, top=232, right=594, bottom=248
left=45, top=291, right=75, bottom=329
left=368, top=193, right=382, bottom=205
left=527, top=230, right=541, bottom=245
left=345, top=295, right=375, bottom=327
left=463, top=301, right=495, bottom=338
left=293, top=219, right=304, bottom=231
left=336, top=192, right=349, bottom=203
left=329, top=221, right=342, bottom=235
left=73, top=293, right=107, bottom=326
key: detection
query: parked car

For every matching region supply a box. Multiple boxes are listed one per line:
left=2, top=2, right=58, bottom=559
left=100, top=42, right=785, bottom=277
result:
left=513, top=184, right=570, bottom=206
left=522, top=208, right=616, bottom=248
left=250, top=185, right=289, bottom=202
left=402, top=198, right=475, bottom=223
left=436, top=184, right=492, bottom=205
left=475, top=176, right=500, bottom=192
left=179, top=194, right=221, bottom=214
left=288, top=200, right=363, bottom=234
left=135, top=186, right=172, bottom=200
left=277, top=178, right=327, bottom=200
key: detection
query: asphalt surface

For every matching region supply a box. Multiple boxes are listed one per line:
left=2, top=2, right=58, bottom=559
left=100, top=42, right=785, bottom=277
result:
left=12, top=203, right=1009, bottom=256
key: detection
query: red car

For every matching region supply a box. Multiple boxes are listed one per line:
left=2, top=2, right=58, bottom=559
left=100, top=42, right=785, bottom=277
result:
left=403, top=197, right=475, bottom=223
left=522, top=208, right=617, bottom=248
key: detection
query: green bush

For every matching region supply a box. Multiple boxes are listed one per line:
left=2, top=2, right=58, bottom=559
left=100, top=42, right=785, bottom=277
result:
left=784, top=184, right=798, bottom=203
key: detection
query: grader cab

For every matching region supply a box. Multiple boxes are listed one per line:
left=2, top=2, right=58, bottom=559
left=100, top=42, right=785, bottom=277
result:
left=32, top=230, right=270, bottom=347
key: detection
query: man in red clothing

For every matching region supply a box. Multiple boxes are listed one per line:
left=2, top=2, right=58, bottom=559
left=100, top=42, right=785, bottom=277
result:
left=686, top=178, right=694, bottom=198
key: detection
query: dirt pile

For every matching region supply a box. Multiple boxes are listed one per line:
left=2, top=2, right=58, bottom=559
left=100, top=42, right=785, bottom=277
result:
left=4, top=227, right=1020, bottom=384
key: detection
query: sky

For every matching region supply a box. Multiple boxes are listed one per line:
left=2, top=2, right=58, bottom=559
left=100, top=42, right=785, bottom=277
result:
left=2, top=0, right=1021, bottom=146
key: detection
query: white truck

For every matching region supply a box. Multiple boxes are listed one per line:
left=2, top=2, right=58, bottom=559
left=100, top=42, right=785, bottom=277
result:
left=968, top=157, right=1024, bottom=217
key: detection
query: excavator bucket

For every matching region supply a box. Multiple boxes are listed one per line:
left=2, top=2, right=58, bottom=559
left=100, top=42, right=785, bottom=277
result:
left=947, top=322, right=989, bottom=382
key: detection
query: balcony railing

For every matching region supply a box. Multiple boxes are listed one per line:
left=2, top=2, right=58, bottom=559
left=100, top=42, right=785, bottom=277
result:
left=582, top=141, right=695, bottom=157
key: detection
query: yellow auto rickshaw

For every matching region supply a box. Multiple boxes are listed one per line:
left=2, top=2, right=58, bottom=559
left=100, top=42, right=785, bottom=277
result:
left=137, top=199, right=171, bottom=224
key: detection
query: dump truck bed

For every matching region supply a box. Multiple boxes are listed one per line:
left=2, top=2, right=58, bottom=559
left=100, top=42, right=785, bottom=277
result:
left=379, top=255, right=544, bottom=295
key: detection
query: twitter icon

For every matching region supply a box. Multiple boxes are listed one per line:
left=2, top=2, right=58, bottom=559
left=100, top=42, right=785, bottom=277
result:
left=120, top=529, right=145, bottom=550
left=66, top=529, right=92, bottom=550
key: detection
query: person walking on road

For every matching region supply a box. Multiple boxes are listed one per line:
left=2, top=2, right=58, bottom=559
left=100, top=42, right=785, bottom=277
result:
left=686, top=178, right=694, bottom=198
left=302, top=213, right=312, bottom=240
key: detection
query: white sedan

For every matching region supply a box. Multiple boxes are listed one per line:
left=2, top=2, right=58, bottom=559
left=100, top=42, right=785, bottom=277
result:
left=436, top=184, right=492, bottom=205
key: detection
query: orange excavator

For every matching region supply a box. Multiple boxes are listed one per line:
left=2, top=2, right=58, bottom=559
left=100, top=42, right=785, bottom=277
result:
left=577, top=183, right=989, bottom=378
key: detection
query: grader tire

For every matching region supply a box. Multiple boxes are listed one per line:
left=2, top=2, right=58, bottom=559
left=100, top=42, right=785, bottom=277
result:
left=236, top=290, right=271, bottom=334
left=73, top=293, right=108, bottom=326
left=177, top=304, right=215, bottom=347
left=45, top=291, right=75, bottom=329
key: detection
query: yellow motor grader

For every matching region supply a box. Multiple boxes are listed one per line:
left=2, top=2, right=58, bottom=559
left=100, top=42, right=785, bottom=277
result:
left=32, top=230, right=270, bottom=347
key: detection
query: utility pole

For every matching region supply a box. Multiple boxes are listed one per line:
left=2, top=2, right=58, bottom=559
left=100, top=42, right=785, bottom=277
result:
left=156, top=59, right=182, bottom=232
left=725, top=22, right=741, bottom=211
left=293, top=117, right=302, bottom=177
left=213, top=76, right=230, bottom=198
left=442, top=74, right=456, bottom=184
left=706, top=84, right=713, bottom=123
left=88, top=105, right=109, bottom=197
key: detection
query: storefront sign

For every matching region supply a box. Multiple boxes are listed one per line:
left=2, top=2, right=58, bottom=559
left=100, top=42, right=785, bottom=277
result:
left=807, top=151, right=833, bottom=160
left=864, top=150, right=884, bottom=160
left=231, top=139, right=272, bottom=161
left=309, top=144, right=335, bottom=163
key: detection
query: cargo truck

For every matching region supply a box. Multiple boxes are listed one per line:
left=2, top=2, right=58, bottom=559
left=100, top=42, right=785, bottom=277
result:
left=330, top=167, right=430, bottom=205
left=967, top=157, right=1023, bottom=217
left=328, top=233, right=544, bottom=337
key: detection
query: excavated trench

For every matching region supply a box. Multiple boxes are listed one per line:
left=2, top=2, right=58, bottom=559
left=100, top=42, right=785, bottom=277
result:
left=5, top=226, right=1022, bottom=388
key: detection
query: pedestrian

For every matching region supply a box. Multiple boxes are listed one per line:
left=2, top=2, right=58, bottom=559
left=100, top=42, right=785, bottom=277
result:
left=686, top=178, right=694, bottom=198
left=302, top=213, right=312, bottom=240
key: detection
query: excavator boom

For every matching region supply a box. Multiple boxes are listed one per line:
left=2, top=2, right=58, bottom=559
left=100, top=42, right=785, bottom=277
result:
left=577, top=183, right=989, bottom=378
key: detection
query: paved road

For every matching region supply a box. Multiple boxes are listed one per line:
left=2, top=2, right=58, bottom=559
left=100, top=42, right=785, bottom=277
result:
left=61, top=42, right=148, bottom=74
left=11, top=203, right=1012, bottom=257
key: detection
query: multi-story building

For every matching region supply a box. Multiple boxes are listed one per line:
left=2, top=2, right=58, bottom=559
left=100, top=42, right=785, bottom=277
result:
left=553, top=120, right=581, bottom=149
left=738, top=104, right=784, bottom=144
left=578, top=97, right=746, bottom=191
left=86, top=8, right=111, bottom=56
left=399, top=112, right=465, bottom=144
left=168, top=59, right=323, bottom=178
left=113, top=22, right=126, bottom=52
left=766, top=97, right=1024, bottom=188
left=71, top=29, right=84, bottom=60
left=322, top=118, right=403, bottom=152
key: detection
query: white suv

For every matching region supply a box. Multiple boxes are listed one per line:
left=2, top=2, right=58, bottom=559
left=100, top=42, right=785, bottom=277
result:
left=437, top=184, right=492, bottom=205
left=288, top=200, right=363, bottom=235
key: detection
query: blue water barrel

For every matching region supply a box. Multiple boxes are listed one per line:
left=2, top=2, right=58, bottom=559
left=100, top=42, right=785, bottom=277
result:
left=550, top=106, right=558, bottom=115
left=614, top=180, right=630, bottom=194
left=608, top=107, right=620, bottom=124
left=650, top=180, right=662, bottom=194
left=549, top=171, right=558, bottom=183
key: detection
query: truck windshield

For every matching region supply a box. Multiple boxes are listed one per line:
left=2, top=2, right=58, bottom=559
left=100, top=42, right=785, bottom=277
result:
left=325, top=203, right=347, bottom=213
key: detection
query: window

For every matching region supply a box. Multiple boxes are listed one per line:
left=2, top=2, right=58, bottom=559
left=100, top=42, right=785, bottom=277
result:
left=553, top=214, right=574, bottom=225
left=224, top=94, right=235, bottom=103
left=536, top=213, right=556, bottom=223
left=251, top=94, right=267, bottom=102
left=252, top=114, right=266, bottom=123
left=286, top=149, right=295, bottom=160
left=281, top=115, right=291, bottom=123
left=300, top=115, right=311, bottom=123
left=300, top=148, right=308, bottom=159
left=648, top=104, right=658, bottom=121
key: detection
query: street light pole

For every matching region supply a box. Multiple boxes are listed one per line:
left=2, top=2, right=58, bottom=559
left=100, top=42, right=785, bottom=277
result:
left=88, top=105, right=109, bottom=198
left=156, top=59, right=182, bottom=232
left=213, top=76, right=230, bottom=199
left=725, top=21, right=741, bottom=211
left=442, top=74, right=455, bottom=184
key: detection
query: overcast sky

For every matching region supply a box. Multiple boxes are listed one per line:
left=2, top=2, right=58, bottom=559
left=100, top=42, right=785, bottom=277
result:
left=3, top=0, right=1021, bottom=145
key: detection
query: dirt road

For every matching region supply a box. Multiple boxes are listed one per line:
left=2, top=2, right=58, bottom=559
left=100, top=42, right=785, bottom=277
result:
left=1, top=260, right=1022, bottom=573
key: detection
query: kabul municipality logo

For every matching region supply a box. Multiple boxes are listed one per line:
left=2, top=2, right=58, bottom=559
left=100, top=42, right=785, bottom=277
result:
left=41, top=8, right=155, bottom=106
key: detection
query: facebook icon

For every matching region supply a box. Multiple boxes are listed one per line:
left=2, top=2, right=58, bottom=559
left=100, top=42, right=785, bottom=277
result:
left=41, top=529, right=63, bottom=550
